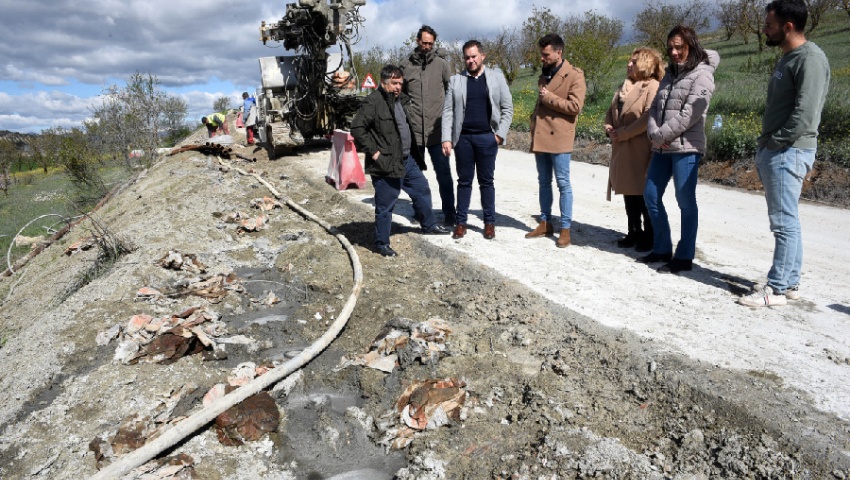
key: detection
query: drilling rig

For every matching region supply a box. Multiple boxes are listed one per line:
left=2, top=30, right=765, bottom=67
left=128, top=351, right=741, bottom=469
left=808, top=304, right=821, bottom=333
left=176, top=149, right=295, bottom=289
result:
left=256, top=0, right=366, bottom=157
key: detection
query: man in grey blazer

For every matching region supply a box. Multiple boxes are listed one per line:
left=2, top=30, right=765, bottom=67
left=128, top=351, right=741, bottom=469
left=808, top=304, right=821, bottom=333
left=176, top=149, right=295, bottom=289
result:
left=441, top=40, right=513, bottom=240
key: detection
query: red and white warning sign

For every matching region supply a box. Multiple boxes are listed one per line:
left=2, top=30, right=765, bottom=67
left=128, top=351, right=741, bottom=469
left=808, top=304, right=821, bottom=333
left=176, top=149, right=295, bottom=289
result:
left=361, top=73, right=377, bottom=89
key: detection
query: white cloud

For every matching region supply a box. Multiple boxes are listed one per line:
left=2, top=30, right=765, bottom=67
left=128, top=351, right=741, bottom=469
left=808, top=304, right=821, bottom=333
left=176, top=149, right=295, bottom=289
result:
left=3, top=65, right=68, bottom=87
left=0, top=0, right=697, bottom=132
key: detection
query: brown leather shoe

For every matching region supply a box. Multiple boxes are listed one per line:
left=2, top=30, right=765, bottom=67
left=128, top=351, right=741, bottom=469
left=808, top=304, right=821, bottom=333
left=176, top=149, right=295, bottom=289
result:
left=452, top=224, right=467, bottom=239
left=525, top=220, right=553, bottom=238
left=556, top=228, right=571, bottom=248
left=483, top=223, right=495, bottom=239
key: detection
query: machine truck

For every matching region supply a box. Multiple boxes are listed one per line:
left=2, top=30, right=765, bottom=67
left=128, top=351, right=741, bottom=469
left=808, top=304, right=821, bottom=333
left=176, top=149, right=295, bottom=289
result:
left=256, top=0, right=366, bottom=157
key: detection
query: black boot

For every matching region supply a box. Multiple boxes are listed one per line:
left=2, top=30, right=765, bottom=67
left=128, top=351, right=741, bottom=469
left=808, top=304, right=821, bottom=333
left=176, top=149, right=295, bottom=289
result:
left=635, top=199, right=653, bottom=252
left=636, top=228, right=653, bottom=252
left=617, top=231, right=638, bottom=248
left=619, top=195, right=642, bottom=248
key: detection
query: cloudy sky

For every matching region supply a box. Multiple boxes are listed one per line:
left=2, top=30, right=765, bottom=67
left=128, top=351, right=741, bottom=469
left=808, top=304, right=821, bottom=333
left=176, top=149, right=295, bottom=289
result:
left=0, top=0, right=653, bottom=134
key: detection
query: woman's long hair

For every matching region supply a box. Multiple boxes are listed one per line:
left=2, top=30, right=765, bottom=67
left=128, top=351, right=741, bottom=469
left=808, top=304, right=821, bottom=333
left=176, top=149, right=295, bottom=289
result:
left=667, top=25, right=708, bottom=72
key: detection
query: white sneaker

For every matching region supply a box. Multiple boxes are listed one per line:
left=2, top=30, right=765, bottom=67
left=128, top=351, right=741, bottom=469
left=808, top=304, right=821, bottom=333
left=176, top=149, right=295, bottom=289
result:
left=739, top=285, right=787, bottom=307
left=754, top=283, right=800, bottom=301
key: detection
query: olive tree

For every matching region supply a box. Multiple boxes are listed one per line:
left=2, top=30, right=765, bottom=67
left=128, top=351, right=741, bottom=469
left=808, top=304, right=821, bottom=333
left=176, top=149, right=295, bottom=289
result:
left=716, top=0, right=746, bottom=40
left=804, top=0, right=841, bottom=34
left=562, top=11, right=624, bottom=101
left=482, top=27, right=524, bottom=85
left=0, top=138, right=15, bottom=195
left=59, top=127, right=106, bottom=204
left=352, top=45, right=386, bottom=85
left=213, top=96, right=232, bottom=113
left=521, top=5, right=564, bottom=72
left=740, top=0, right=769, bottom=51
left=633, top=0, right=712, bottom=52
left=30, top=127, right=63, bottom=174
left=88, top=72, right=184, bottom=168
left=160, top=96, right=190, bottom=146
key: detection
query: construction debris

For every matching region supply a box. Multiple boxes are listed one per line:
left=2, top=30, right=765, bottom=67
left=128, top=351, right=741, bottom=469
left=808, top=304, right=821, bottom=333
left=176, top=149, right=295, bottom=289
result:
left=222, top=211, right=249, bottom=224
left=156, top=251, right=207, bottom=274
left=168, top=142, right=256, bottom=162
left=15, top=234, right=46, bottom=248
left=377, top=378, right=467, bottom=450
left=127, top=453, right=195, bottom=480
left=215, top=388, right=280, bottom=446
left=250, top=196, right=283, bottom=212
left=218, top=210, right=268, bottom=233
left=263, top=291, right=281, bottom=306
left=102, top=306, right=230, bottom=364
left=135, top=287, right=163, bottom=302
left=195, top=363, right=285, bottom=446
left=337, top=317, right=452, bottom=373
left=90, top=385, right=200, bottom=476
left=134, top=273, right=244, bottom=304
left=237, top=214, right=268, bottom=233
left=174, top=273, right=244, bottom=303
left=64, top=235, right=99, bottom=255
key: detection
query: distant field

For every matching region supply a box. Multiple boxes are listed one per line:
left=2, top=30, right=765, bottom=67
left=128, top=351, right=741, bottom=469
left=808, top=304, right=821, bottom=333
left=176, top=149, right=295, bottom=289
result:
left=510, top=11, right=850, bottom=166
left=0, top=166, right=131, bottom=269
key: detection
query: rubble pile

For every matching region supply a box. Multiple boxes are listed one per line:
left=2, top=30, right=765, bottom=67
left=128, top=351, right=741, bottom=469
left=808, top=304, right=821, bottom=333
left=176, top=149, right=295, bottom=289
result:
left=203, top=362, right=283, bottom=446
left=99, top=306, right=232, bottom=364
left=90, top=385, right=202, bottom=477
left=377, top=378, right=468, bottom=450
left=250, top=196, right=283, bottom=212
left=156, top=251, right=207, bottom=274
left=64, top=235, right=99, bottom=256
left=338, top=317, right=452, bottom=373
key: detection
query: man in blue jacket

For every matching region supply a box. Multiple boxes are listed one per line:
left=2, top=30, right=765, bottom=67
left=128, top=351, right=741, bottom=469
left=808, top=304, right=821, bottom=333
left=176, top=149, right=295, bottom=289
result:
left=441, top=40, right=513, bottom=240
left=351, top=65, right=451, bottom=257
left=242, top=92, right=257, bottom=145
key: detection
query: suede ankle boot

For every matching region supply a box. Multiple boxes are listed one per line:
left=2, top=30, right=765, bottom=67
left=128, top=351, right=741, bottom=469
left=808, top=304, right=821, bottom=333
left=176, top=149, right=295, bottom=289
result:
left=525, top=221, right=553, bottom=238
left=556, top=228, right=571, bottom=248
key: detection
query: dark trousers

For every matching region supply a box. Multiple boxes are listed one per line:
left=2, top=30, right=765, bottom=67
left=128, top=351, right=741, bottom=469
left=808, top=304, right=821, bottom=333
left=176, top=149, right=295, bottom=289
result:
left=371, top=155, right=437, bottom=248
left=419, top=143, right=455, bottom=224
left=623, top=194, right=651, bottom=235
left=455, top=132, right=498, bottom=225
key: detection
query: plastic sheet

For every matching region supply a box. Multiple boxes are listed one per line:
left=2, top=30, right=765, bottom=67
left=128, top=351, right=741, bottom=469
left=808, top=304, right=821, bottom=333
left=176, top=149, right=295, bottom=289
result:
left=326, top=130, right=366, bottom=190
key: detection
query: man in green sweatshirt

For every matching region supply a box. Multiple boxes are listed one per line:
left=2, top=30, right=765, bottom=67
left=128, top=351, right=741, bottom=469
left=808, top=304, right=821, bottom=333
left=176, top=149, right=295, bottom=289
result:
left=739, top=0, right=830, bottom=307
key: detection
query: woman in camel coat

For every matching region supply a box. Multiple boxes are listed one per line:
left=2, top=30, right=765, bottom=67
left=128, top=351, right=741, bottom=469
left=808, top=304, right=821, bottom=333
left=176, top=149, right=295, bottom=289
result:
left=604, top=47, right=664, bottom=251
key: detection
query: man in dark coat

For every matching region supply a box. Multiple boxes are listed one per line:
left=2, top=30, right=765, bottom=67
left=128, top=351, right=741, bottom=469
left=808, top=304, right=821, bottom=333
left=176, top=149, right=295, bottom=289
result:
left=351, top=65, right=451, bottom=257
left=400, top=25, right=455, bottom=225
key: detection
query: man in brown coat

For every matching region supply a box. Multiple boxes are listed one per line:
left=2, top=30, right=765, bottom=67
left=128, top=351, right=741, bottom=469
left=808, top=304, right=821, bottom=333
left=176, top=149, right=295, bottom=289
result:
left=526, top=34, right=586, bottom=247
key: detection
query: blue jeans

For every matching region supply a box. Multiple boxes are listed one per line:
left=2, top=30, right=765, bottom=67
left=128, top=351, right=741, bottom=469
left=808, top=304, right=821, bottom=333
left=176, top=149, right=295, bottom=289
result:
left=455, top=133, right=498, bottom=225
left=644, top=152, right=701, bottom=260
left=420, top=144, right=455, bottom=224
left=756, top=146, right=815, bottom=293
left=371, top=155, right=437, bottom=248
left=534, top=152, right=573, bottom=229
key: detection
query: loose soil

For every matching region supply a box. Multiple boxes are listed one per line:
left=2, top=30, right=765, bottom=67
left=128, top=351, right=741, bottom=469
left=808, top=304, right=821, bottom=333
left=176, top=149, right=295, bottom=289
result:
left=0, top=125, right=848, bottom=479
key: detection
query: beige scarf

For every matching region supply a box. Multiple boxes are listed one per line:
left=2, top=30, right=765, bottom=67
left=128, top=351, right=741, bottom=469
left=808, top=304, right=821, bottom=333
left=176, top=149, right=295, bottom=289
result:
left=618, top=78, right=636, bottom=101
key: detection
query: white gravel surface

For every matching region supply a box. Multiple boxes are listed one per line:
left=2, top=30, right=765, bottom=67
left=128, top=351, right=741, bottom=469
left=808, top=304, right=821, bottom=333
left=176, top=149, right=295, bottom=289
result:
left=296, top=147, right=850, bottom=422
